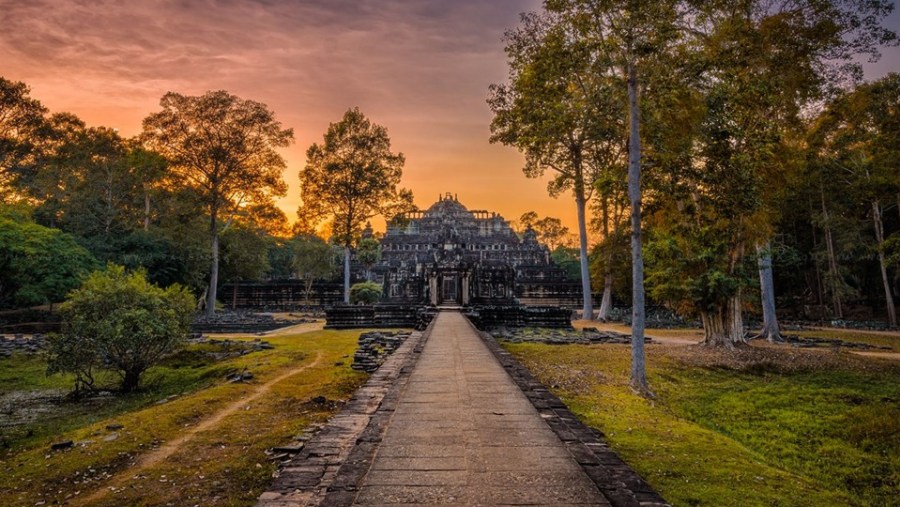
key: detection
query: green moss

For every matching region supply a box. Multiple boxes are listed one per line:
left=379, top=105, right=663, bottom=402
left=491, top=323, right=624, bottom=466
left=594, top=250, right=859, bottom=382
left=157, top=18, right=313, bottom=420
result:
left=505, top=342, right=899, bottom=507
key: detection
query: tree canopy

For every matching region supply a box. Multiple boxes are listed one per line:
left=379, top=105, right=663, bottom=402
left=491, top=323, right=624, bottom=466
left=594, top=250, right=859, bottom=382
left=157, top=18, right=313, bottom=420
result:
left=298, top=107, right=413, bottom=302
left=142, top=90, right=293, bottom=315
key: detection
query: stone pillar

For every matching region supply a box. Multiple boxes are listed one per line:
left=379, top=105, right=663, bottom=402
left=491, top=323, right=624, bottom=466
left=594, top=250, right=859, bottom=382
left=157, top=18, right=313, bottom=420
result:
left=429, top=275, right=438, bottom=305
left=461, top=274, right=470, bottom=306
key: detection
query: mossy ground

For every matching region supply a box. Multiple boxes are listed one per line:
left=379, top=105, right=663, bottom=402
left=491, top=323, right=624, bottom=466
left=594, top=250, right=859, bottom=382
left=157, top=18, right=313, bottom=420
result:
left=0, top=327, right=374, bottom=507
left=504, top=336, right=900, bottom=507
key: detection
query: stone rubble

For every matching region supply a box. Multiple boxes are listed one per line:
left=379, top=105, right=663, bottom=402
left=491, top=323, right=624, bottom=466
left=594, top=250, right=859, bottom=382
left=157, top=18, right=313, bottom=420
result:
left=0, top=333, right=47, bottom=357
left=351, top=331, right=412, bottom=373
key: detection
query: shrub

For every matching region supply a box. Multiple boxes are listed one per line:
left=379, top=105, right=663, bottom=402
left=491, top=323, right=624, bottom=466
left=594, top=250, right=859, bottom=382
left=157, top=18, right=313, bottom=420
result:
left=350, top=281, right=382, bottom=305
left=47, top=265, right=195, bottom=393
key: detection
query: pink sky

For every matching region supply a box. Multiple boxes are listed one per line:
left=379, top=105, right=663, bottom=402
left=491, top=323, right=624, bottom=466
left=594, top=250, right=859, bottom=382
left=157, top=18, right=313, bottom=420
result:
left=1, top=0, right=897, bottom=236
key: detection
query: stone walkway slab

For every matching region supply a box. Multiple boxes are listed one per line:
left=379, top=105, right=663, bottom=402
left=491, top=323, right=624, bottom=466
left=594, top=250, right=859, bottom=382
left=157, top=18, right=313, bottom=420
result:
left=346, top=311, right=611, bottom=506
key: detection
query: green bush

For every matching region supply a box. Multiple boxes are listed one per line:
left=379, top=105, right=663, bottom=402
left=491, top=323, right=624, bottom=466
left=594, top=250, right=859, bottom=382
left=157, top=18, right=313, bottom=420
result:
left=47, top=265, right=195, bottom=393
left=349, top=281, right=382, bottom=305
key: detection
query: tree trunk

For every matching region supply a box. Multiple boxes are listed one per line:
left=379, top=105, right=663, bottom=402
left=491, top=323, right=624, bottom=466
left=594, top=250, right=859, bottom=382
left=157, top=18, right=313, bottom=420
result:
left=575, top=187, right=593, bottom=320
left=121, top=369, right=142, bottom=392
left=820, top=184, right=843, bottom=319
left=598, top=193, right=613, bottom=321
left=144, top=192, right=151, bottom=231
left=598, top=272, right=614, bottom=321
left=872, top=199, right=897, bottom=327
left=756, top=241, right=782, bottom=342
left=207, top=209, right=219, bottom=317
left=700, top=292, right=746, bottom=348
left=626, top=62, right=649, bottom=393
left=343, top=246, right=351, bottom=304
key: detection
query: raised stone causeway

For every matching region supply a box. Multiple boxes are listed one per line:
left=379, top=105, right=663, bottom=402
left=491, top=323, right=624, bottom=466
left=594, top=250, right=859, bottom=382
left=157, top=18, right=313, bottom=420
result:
left=255, top=325, right=430, bottom=506
left=479, top=331, right=670, bottom=507
left=259, top=311, right=669, bottom=506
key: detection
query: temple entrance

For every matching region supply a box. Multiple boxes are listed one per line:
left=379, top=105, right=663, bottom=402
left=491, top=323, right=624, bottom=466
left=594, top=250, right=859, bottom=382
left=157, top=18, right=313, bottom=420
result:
left=441, top=276, right=458, bottom=304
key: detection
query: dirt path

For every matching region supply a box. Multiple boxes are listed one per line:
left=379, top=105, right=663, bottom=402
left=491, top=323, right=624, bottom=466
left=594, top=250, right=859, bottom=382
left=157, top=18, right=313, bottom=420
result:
left=76, top=351, right=323, bottom=506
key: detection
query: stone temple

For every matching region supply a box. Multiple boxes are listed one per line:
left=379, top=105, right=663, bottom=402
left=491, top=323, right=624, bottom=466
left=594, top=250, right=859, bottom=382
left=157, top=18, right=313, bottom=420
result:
left=224, top=193, right=582, bottom=311
left=368, top=192, right=578, bottom=307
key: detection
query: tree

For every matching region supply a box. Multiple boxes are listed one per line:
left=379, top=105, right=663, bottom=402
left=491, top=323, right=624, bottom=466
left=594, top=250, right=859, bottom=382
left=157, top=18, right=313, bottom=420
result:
left=297, top=107, right=413, bottom=303
left=142, top=90, right=293, bottom=316
left=292, top=234, right=336, bottom=304
left=48, top=265, right=194, bottom=392
left=0, top=209, right=97, bottom=309
left=356, top=237, right=382, bottom=281
left=350, top=281, right=383, bottom=305
left=0, top=77, right=48, bottom=193
left=536, top=0, right=681, bottom=391
left=489, top=11, right=627, bottom=323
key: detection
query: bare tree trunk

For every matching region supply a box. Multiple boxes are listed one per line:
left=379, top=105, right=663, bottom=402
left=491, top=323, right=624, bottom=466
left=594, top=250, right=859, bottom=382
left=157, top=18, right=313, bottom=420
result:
left=756, top=241, right=782, bottom=342
left=820, top=184, right=843, bottom=319
left=701, top=292, right=746, bottom=348
left=598, top=272, right=614, bottom=321
left=598, top=193, right=613, bottom=321
left=626, top=62, right=648, bottom=393
left=575, top=187, right=593, bottom=320
left=207, top=216, right=219, bottom=317
left=343, top=246, right=351, bottom=304
left=144, top=192, right=151, bottom=231
left=872, top=199, right=897, bottom=327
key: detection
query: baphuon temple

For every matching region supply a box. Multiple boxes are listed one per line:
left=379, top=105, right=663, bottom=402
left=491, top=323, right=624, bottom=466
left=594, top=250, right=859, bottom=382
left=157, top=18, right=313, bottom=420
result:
left=224, top=193, right=582, bottom=310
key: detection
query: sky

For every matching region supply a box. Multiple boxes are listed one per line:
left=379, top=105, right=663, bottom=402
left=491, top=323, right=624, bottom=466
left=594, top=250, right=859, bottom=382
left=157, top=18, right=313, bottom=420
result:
left=1, top=0, right=898, bottom=235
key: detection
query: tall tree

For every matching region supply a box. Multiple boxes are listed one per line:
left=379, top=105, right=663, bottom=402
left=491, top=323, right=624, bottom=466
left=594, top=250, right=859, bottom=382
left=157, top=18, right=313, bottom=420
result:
left=489, top=11, right=626, bottom=323
left=297, top=107, right=412, bottom=303
left=142, top=90, right=293, bottom=316
left=541, top=0, right=681, bottom=391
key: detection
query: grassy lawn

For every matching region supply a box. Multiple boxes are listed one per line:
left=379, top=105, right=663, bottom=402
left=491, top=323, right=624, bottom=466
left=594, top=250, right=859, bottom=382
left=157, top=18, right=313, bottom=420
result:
left=505, top=340, right=900, bottom=507
left=0, top=328, right=373, bottom=507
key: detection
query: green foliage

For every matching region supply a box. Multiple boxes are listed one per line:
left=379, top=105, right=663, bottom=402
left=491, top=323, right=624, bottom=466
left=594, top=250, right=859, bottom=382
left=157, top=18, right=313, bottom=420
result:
left=48, top=265, right=195, bottom=393
left=550, top=246, right=581, bottom=280
left=0, top=76, right=48, bottom=192
left=220, top=223, right=271, bottom=283
left=0, top=212, right=97, bottom=308
left=349, top=281, right=382, bottom=305
left=356, top=237, right=381, bottom=277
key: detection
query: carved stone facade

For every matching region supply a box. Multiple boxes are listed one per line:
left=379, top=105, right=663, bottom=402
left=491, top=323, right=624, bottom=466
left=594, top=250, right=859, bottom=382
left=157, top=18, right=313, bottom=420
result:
left=371, top=193, right=576, bottom=306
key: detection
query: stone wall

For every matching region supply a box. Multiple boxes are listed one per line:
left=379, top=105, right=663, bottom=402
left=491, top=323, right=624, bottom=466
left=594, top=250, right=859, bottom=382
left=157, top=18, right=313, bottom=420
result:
left=465, top=305, right=573, bottom=330
left=324, top=305, right=436, bottom=330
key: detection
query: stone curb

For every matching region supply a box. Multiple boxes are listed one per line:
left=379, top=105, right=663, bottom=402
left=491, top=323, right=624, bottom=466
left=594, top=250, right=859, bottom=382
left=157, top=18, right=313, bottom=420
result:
left=474, top=321, right=671, bottom=507
left=255, top=322, right=432, bottom=507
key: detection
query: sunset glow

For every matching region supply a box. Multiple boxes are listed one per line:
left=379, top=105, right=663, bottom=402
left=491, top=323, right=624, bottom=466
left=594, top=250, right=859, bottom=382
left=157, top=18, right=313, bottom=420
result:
left=2, top=0, right=897, bottom=233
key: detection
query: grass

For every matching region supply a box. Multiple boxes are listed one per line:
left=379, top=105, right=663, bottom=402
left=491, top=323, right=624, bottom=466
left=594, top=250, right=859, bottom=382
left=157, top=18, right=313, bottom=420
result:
left=504, top=339, right=900, bottom=507
left=0, top=328, right=375, bottom=507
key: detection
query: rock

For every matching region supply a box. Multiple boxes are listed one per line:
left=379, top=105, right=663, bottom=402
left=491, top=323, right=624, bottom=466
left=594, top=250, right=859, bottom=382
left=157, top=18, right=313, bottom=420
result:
left=106, top=424, right=124, bottom=431
left=311, top=396, right=327, bottom=404
left=241, top=371, right=254, bottom=380
left=51, top=440, right=74, bottom=450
